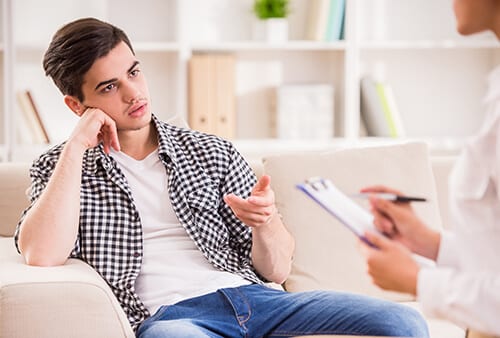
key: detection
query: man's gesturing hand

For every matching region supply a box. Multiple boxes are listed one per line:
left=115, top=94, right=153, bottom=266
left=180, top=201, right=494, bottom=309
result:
left=224, top=175, right=277, bottom=228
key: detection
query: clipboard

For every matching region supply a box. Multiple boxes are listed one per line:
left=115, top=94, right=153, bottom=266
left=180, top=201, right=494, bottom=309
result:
left=296, top=177, right=382, bottom=247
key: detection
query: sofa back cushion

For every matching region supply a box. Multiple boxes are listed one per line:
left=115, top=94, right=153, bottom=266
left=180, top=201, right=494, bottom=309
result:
left=263, top=142, right=442, bottom=301
left=0, top=163, right=31, bottom=237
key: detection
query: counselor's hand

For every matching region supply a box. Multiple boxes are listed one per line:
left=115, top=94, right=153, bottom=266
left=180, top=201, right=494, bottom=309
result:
left=361, top=185, right=441, bottom=260
left=359, top=231, right=419, bottom=296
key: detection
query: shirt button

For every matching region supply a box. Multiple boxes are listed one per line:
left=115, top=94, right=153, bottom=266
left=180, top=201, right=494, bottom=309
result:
left=126, top=283, right=132, bottom=289
left=133, top=252, right=140, bottom=258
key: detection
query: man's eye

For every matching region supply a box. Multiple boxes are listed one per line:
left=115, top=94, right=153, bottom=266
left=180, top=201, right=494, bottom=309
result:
left=130, top=69, right=140, bottom=77
left=102, top=83, right=115, bottom=92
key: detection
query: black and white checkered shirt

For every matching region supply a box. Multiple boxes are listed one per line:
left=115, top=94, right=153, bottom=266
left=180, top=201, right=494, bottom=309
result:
left=15, top=115, right=265, bottom=331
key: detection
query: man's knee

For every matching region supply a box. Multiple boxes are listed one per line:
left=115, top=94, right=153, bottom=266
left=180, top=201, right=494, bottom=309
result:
left=373, top=303, right=430, bottom=338
left=138, top=319, right=213, bottom=338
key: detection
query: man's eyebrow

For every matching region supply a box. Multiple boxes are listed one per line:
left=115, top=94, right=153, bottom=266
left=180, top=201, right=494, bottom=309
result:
left=128, top=60, right=140, bottom=73
left=94, top=61, right=140, bottom=91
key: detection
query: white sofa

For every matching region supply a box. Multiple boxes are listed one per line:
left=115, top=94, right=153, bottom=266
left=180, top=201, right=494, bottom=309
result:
left=0, top=142, right=469, bottom=337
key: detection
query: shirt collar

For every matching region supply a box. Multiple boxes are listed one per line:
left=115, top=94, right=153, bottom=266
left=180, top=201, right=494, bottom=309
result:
left=83, top=114, right=179, bottom=174
left=152, top=114, right=178, bottom=166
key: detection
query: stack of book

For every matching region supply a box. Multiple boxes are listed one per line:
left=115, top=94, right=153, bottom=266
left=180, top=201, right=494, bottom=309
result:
left=360, top=76, right=406, bottom=138
left=16, top=90, right=50, bottom=144
left=188, top=53, right=236, bottom=139
left=306, top=0, right=346, bottom=41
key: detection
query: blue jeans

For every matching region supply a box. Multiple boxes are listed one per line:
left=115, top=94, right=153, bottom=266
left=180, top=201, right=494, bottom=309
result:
left=137, top=284, right=429, bottom=338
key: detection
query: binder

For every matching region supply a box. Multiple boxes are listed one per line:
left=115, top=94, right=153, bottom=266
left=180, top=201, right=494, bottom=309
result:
left=296, top=177, right=381, bottom=246
left=188, top=54, right=236, bottom=139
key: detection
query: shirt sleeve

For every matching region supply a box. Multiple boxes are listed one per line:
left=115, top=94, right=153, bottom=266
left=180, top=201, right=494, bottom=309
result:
left=13, top=147, right=62, bottom=253
left=418, top=267, right=500, bottom=335
left=218, top=144, right=259, bottom=270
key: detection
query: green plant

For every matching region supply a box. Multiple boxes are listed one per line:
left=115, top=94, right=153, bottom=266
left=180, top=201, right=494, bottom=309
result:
left=253, top=0, right=290, bottom=19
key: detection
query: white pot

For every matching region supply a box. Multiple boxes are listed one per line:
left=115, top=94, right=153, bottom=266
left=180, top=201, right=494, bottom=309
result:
left=252, top=18, right=289, bottom=43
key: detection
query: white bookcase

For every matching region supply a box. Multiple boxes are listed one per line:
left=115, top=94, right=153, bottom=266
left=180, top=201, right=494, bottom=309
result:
left=1, top=0, right=499, bottom=162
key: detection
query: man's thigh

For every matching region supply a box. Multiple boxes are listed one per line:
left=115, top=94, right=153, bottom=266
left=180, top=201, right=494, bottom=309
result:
left=219, top=284, right=429, bottom=337
left=137, top=284, right=429, bottom=337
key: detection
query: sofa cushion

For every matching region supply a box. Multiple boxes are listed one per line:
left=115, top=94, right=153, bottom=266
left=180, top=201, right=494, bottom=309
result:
left=263, top=142, right=442, bottom=301
left=0, top=162, right=31, bottom=237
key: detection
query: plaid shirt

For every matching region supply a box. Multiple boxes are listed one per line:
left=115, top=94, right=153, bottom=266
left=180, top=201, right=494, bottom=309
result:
left=15, top=115, right=264, bottom=331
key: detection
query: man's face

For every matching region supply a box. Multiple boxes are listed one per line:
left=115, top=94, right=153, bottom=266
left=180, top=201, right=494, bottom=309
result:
left=80, top=41, right=152, bottom=131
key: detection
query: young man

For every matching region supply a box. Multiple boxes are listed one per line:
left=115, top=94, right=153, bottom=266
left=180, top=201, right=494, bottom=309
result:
left=15, top=18, right=429, bottom=337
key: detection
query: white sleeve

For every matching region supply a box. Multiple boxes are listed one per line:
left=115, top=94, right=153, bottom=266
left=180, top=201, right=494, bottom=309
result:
left=417, top=267, right=500, bottom=335
left=435, top=231, right=461, bottom=268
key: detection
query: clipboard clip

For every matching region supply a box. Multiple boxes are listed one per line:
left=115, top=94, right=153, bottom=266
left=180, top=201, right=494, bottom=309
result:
left=305, top=177, right=329, bottom=191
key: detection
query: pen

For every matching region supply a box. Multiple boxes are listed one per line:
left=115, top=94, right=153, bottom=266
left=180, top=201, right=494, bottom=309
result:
left=352, top=192, right=427, bottom=203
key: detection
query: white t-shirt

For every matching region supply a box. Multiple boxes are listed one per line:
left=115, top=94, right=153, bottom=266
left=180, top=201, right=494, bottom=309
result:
left=110, top=149, right=250, bottom=315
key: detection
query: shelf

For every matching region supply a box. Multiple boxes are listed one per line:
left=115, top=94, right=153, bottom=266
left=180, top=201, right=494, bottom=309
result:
left=0, top=144, right=7, bottom=162
left=1, top=0, right=495, bottom=163
left=133, top=42, right=182, bottom=52
left=191, top=40, right=347, bottom=52
left=13, top=40, right=348, bottom=54
left=14, top=41, right=183, bottom=54
left=360, top=39, right=500, bottom=50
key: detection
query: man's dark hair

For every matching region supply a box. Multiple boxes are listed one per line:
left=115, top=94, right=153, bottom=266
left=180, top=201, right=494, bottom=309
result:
left=43, top=17, right=134, bottom=102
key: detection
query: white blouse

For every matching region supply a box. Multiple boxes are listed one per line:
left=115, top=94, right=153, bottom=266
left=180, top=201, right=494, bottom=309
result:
left=417, top=66, right=500, bottom=335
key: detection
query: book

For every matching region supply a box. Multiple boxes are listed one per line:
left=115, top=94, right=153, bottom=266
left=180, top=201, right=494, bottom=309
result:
left=296, top=177, right=381, bottom=246
left=188, top=54, right=215, bottom=135
left=382, top=84, right=406, bottom=137
left=360, top=77, right=391, bottom=137
left=214, top=54, right=236, bottom=139
left=305, top=0, right=330, bottom=41
left=325, top=0, right=346, bottom=41
left=375, top=82, right=396, bottom=137
left=274, top=84, right=334, bottom=139
left=16, top=90, right=50, bottom=144
left=188, top=54, right=236, bottom=139
left=26, top=91, right=51, bottom=143
left=360, top=77, right=405, bottom=137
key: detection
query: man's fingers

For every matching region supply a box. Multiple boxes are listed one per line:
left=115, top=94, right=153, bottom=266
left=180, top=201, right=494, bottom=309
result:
left=248, top=194, right=273, bottom=206
left=225, top=194, right=273, bottom=215
left=101, top=118, right=120, bottom=152
left=252, top=175, right=271, bottom=194
left=223, top=194, right=254, bottom=213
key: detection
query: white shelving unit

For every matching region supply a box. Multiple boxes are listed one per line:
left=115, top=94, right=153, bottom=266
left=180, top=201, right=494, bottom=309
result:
left=0, top=0, right=499, bottom=162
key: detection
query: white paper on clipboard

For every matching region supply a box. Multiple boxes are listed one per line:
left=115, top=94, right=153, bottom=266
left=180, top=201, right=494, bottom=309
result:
left=296, top=177, right=436, bottom=266
left=296, top=177, right=382, bottom=243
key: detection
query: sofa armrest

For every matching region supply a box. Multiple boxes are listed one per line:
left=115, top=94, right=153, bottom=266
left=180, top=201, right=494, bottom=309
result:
left=0, top=162, right=31, bottom=237
left=0, top=237, right=134, bottom=338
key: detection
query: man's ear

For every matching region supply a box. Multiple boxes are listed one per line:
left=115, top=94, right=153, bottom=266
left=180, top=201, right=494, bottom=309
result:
left=64, top=95, right=85, bottom=117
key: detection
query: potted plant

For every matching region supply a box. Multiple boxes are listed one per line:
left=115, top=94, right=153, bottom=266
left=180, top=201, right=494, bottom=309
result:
left=252, top=0, right=290, bottom=43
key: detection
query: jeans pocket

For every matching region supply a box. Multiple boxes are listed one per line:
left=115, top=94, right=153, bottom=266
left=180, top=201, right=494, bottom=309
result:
left=218, top=287, right=252, bottom=326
